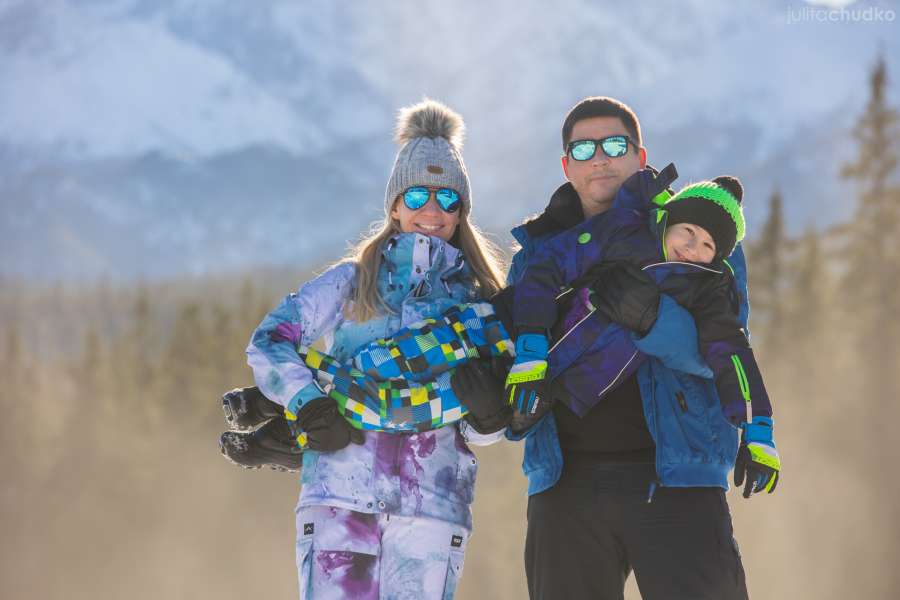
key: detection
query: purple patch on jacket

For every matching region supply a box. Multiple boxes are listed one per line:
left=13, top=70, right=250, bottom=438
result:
left=271, top=322, right=303, bottom=344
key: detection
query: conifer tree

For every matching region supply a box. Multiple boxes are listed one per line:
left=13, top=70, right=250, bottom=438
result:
left=841, top=55, right=900, bottom=400
left=2, top=325, right=26, bottom=469
left=842, top=56, right=900, bottom=586
left=748, top=187, right=787, bottom=358
left=160, top=300, right=215, bottom=425
left=131, top=285, right=155, bottom=387
left=785, top=227, right=828, bottom=396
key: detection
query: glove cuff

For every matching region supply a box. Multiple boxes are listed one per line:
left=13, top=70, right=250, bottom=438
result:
left=514, top=333, right=549, bottom=361
left=742, top=416, right=775, bottom=446
left=285, top=381, right=327, bottom=419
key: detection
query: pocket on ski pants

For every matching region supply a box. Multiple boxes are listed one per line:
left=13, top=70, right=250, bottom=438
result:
left=295, top=504, right=381, bottom=600
left=442, top=544, right=467, bottom=599
left=378, top=514, right=469, bottom=599
left=295, top=533, right=313, bottom=599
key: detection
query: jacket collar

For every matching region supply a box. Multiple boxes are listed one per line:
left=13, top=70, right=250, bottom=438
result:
left=511, top=182, right=585, bottom=246
left=380, top=232, right=471, bottom=294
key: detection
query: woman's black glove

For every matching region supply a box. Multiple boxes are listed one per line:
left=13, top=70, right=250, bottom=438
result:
left=451, top=359, right=513, bottom=434
left=291, top=397, right=365, bottom=452
left=589, top=262, right=661, bottom=337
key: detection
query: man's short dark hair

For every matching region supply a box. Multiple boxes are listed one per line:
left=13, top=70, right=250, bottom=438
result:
left=561, top=96, right=642, bottom=150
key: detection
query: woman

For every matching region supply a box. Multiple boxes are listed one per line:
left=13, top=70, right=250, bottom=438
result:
left=246, top=99, right=506, bottom=599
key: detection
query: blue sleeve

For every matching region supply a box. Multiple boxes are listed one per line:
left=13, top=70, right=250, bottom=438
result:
left=632, top=295, right=713, bottom=378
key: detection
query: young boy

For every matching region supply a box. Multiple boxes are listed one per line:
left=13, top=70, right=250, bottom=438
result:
left=221, top=166, right=779, bottom=495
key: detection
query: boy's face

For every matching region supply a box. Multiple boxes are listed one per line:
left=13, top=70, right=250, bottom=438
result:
left=664, top=223, right=716, bottom=264
left=562, top=116, right=647, bottom=219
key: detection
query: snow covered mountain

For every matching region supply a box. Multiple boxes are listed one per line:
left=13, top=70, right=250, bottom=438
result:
left=2, top=0, right=898, bottom=280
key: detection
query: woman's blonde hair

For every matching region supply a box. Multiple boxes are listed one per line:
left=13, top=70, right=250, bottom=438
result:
left=345, top=202, right=506, bottom=323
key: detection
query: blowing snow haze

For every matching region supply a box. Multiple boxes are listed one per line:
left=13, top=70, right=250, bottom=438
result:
left=2, top=0, right=898, bottom=281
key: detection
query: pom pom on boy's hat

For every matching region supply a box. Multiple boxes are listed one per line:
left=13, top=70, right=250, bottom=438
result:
left=664, top=176, right=745, bottom=260
left=384, top=99, right=472, bottom=214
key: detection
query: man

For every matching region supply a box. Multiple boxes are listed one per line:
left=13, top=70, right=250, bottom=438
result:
left=507, top=96, right=768, bottom=599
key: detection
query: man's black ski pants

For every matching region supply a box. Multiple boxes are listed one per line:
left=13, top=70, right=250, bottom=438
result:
left=525, top=461, right=749, bottom=600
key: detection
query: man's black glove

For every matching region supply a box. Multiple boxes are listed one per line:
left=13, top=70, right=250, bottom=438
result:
left=589, top=262, right=661, bottom=337
left=451, top=359, right=512, bottom=434
left=290, top=397, right=365, bottom=452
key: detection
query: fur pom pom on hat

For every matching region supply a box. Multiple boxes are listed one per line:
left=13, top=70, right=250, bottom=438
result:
left=664, top=175, right=745, bottom=260
left=385, top=99, right=472, bottom=214
left=394, top=100, right=465, bottom=149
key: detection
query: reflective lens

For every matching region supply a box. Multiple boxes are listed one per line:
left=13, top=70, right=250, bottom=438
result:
left=403, top=187, right=431, bottom=210
left=569, top=140, right=597, bottom=161
left=568, top=135, right=632, bottom=161
left=435, top=188, right=461, bottom=212
left=600, top=136, right=629, bottom=158
left=402, top=187, right=461, bottom=213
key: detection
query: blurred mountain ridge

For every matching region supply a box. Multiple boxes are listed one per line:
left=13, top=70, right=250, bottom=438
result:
left=2, top=0, right=899, bottom=280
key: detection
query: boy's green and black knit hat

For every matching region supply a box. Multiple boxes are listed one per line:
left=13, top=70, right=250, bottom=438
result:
left=663, top=176, right=745, bottom=260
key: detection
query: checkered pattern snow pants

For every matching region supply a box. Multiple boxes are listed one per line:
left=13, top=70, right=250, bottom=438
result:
left=297, top=302, right=513, bottom=433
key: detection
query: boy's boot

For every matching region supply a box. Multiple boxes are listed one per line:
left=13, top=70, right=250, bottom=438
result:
left=222, top=386, right=284, bottom=431
left=219, top=417, right=303, bottom=472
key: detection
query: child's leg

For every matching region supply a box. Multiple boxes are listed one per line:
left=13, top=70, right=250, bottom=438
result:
left=296, top=302, right=512, bottom=433
left=299, top=347, right=466, bottom=432
left=299, top=302, right=513, bottom=431
left=353, top=302, right=513, bottom=382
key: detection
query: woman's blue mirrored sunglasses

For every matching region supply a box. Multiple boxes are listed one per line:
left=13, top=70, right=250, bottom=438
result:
left=402, top=186, right=461, bottom=213
left=566, top=135, right=638, bottom=161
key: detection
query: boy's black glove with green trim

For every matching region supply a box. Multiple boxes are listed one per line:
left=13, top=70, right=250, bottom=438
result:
left=734, top=416, right=781, bottom=498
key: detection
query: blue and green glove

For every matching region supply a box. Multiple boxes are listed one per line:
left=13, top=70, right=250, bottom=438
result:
left=734, top=416, right=781, bottom=498
left=505, top=332, right=552, bottom=433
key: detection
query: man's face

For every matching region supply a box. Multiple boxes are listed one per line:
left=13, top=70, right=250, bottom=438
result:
left=562, top=116, right=646, bottom=218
